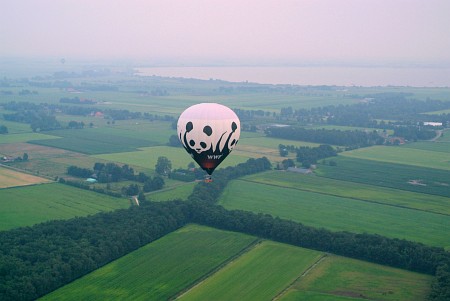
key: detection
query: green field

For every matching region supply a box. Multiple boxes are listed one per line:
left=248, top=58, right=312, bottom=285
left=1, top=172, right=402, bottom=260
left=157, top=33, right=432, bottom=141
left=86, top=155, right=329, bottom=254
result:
left=401, top=141, right=450, bottom=153
left=280, top=255, right=432, bottom=301
left=0, top=119, right=34, bottom=134
left=30, top=128, right=157, bottom=154
left=147, top=182, right=197, bottom=201
left=316, top=156, right=450, bottom=198
left=40, top=225, right=257, bottom=301
left=243, top=171, right=450, bottom=215
left=0, top=183, right=129, bottom=230
left=218, top=180, right=450, bottom=248
left=341, top=145, right=450, bottom=171
left=179, top=240, right=322, bottom=301
left=95, top=145, right=250, bottom=170
left=0, top=132, right=59, bottom=144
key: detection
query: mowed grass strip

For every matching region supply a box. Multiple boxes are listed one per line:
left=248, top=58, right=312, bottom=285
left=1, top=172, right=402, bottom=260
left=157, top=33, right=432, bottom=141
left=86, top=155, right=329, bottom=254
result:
left=218, top=180, right=450, bottom=248
left=244, top=171, right=450, bottom=215
left=95, top=146, right=250, bottom=170
left=316, top=157, right=450, bottom=198
left=341, top=145, right=450, bottom=171
left=0, top=183, right=129, bottom=231
left=40, top=225, right=257, bottom=301
left=0, top=166, right=51, bottom=188
left=280, top=255, right=432, bottom=301
left=178, top=241, right=322, bottom=301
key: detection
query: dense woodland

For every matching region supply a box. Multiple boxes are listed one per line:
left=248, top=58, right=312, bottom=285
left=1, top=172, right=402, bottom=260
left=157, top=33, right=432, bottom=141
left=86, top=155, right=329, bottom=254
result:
left=0, top=158, right=449, bottom=300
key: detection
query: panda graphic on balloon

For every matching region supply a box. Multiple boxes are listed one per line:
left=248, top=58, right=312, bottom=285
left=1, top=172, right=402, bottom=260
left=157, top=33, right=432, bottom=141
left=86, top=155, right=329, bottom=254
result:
left=177, top=103, right=240, bottom=180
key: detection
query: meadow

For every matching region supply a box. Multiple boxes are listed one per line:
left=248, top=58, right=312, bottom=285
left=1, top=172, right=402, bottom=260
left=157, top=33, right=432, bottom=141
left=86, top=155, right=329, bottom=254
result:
left=0, top=166, right=51, bottom=188
left=0, top=183, right=129, bottom=231
left=401, top=140, right=450, bottom=153
left=147, top=182, right=197, bottom=201
left=95, top=145, right=250, bottom=170
left=40, top=225, right=257, bottom=301
left=30, top=128, right=156, bottom=154
left=280, top=255, right=432, bottom=301
left=316, top=156, right=450, bottom=198
left=244, top=171, right=450, bottom=215
left=218, top=179, right=450, bottom=248
left=178, top=240, right=322, bottom=301
left=0, top=132, right=59, bottom=144
left=341, top=145, right=450, bottom=171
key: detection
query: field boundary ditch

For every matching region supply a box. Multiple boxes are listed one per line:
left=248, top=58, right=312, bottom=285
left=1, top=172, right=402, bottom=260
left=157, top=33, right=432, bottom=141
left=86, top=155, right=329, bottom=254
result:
left=272, top=253, right=328, bottom=300
left=169, top=238, right=263, bottom=300
left=240, top=176, right=450, bottom=217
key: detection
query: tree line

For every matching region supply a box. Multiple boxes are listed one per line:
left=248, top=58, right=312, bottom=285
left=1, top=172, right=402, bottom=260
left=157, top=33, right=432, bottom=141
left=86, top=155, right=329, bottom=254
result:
left=267, top=126, right=384, bottom=148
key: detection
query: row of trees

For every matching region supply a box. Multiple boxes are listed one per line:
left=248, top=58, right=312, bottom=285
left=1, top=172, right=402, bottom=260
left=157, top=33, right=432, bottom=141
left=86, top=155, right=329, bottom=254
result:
left=267, top=126, right=383, bottom=148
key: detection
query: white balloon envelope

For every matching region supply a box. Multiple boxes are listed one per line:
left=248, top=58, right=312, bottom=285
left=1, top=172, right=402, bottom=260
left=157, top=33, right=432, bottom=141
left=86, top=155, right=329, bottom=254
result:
left=177, top=103, right=240, bottom=175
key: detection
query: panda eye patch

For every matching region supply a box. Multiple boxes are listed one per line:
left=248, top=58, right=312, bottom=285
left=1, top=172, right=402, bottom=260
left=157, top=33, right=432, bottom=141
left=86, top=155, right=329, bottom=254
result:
left=186, top=122, right=193, bottom=132
left=189, top=140, right=195, bottom=146
left=231, top=122, right=237, bottom=131
left=203, top=125, right=213, bottom=136
left=200, top=142, right=207, bottom=148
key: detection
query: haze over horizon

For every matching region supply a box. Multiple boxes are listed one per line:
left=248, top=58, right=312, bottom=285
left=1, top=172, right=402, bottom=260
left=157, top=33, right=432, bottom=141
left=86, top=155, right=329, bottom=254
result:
left=1, top=0, right=450, bottom=67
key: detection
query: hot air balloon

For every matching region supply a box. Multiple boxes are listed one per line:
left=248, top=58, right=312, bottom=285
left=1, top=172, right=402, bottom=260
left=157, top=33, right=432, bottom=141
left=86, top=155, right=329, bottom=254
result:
left=177, top=103, right=240, bottom=181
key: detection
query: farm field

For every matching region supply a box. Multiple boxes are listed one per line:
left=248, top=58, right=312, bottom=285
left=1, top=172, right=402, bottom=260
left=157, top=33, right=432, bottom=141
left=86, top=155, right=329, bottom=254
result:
left=40, top=225, right=257, bottom=301
left=0, top=119, right=34, bottom=134
left=0, top=142, right=111, bottom=177
left=243, top=171, right=450, bottom=215
left=147, top=182, right=197, bottom=201
left=280, top=255, right=432, bottom=301
left=29, top=128, right=156, bottom=154
left=0, top=166, right=51, bottom=188
left=218, top=180, right=450, bottom=248
left=401, top=141, right=450, bottom=153
left=0, top=183, right=129, bottom=231
left=341, top=145, right=450, bottom=171
left=316, top=156, right=450, bottom=198
left=95, top=145, right=250, bottom=170
left=0, top=132, right=59, bottom=144
left=179, top=240, right=322, bottom=301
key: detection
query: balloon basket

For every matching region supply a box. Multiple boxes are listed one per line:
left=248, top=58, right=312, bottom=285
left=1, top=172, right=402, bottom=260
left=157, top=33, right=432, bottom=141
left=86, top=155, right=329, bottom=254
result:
left=204, top=175, right=213, bottom=183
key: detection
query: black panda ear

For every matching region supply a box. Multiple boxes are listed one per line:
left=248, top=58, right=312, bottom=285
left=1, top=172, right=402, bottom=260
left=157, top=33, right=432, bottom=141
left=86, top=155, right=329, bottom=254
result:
left=231, top=122, right=237, bottom=132
left=186, top=121, right=193, bottom=132
left=203, top=125, right=213, bottom=136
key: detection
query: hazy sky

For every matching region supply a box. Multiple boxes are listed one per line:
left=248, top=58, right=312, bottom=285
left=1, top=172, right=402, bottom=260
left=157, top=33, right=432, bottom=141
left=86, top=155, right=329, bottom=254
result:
left=1, top=0, right=450, bottom=65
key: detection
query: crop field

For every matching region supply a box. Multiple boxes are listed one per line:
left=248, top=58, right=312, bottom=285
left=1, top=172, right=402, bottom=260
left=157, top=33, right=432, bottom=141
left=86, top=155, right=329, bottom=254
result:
left=179, top=240, right=322, bottom=301
left=0, top=142, right=110, bottom=177
left=95, top=145, right=250, bottom=170
left=438, top=129, right=450, bottom=142
left=280, top=255, right=432, bottom=301
left=0, top=183, right=129, bottom=231
left=0, top=166, right=51, bottom=188
left=147, top=182, right=197, bottom=201
left=41, top=225, right=257, bottom=301
left=401, top=141, right=450, bottom=153
left=0, top=119, right=33, bottom=134
left=341, top=145, right=450, bottom=171
left=0, top=132, right=59, bottom=144
left=218, top=180, right=450, bottom=248
left=316, top=156, right=450, bottom=198
left=29, top=128, right=157, bottom=154
left=243, top=171, right=450, bottom=215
